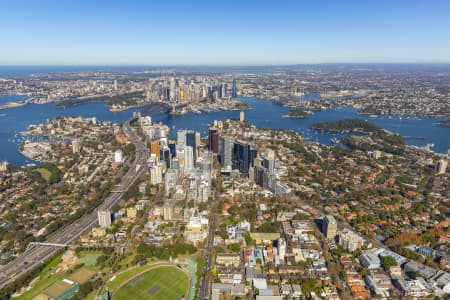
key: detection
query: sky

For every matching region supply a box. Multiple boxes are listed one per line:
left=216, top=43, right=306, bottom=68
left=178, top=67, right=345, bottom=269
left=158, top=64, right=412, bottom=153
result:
left=0, top=0, right=450, bottom=65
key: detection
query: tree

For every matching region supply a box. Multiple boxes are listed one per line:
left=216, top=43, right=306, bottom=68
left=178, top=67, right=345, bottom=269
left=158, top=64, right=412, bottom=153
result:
left=381, top=255, right=397, bottom=270
left=228, top=243, right=241, bottom=253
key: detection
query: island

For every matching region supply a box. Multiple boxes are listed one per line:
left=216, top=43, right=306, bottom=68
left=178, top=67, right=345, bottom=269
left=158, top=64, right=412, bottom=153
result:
left=282, top=108, right=312, bottom=119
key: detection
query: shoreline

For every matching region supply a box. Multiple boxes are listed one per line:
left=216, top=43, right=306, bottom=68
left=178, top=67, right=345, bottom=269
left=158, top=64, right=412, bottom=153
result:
left=2, top=92, right=448, bottom=118
left=1, top=95, right=449, bottom=166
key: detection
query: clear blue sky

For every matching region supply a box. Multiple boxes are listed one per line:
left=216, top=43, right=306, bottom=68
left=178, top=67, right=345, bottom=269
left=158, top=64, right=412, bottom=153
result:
left=1, top=0, right=450, bottom=65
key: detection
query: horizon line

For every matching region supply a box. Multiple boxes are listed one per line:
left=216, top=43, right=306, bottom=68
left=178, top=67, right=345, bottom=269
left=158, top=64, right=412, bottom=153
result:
left=2, top=62, right=450, bottom=68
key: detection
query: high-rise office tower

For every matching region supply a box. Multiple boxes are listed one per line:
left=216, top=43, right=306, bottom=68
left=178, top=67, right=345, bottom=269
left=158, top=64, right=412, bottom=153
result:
left=232, top=140, right=257, bottom=174
left=160, top=146, right=171, bottom=168
left=222, top=83, right=228, bottom=99
left=263, top=157, right=275, bottom=174
left=150, top=141, right=160, bottom=160
left=184, top=146, right=194, bottom=171
left=254, top=166, right=265, bottom=186
left=220, top=136, right=234, bottom=169
left=195, top=132, right=201, bottom=151
left=169, top=77, right=176, bottom=101
left=218, top=84, right=223, bottom=99
left=208, top=128, right=219, bottom=154
left=168, top=143, right=176, bottom=158
left=232, top=79, right=237, bottom=98
left=177, top=130, right=187, bottom=150
left=171, top=158, right=180, bottom=170
left=186, top=130, right=197, bottom=158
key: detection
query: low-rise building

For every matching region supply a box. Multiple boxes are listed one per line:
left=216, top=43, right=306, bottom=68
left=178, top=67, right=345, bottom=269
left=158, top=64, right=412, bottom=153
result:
left=394, top=277, right=429, bottom=297
left=404, top=260, right=437, bottom=279
left=360, top=249, right=382, bottom=269
left=216, top=253, right=241, bottom=267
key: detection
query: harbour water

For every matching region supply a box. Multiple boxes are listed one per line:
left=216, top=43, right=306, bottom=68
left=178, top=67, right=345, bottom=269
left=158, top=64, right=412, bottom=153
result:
left=0, top=95, right=449, bottom=166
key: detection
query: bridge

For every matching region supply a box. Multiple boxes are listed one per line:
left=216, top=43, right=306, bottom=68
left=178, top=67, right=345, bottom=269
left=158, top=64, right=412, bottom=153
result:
left=26, top=242, right=69, bottom=251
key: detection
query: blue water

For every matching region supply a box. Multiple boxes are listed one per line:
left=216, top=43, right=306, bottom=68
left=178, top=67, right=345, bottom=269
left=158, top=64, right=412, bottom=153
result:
left=150, top=97, right=450, bottom=153
left=0, top=94, right=28, bottom=105
left=0, top=99, right=142, bottom=165
left=0, top=95, right=449, bottom=165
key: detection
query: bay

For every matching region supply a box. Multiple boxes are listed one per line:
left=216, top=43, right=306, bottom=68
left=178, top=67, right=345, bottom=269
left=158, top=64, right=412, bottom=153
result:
left=0, top=95, right=448, bottom=166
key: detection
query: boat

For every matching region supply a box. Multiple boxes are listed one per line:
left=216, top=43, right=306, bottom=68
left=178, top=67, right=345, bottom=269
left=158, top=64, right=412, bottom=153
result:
left=330, top=137, right=339, bottom=144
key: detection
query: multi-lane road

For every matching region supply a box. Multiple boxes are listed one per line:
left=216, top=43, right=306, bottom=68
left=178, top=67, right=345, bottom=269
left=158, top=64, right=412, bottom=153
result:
left=0, top=119, right=149, bottom=290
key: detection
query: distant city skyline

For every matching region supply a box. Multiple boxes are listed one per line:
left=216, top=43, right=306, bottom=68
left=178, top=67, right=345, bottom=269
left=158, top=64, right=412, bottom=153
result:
left=1, top=0, right=450, bottom=65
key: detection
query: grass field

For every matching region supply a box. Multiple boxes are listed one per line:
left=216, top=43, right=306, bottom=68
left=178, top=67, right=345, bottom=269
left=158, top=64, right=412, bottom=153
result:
left=83, top=253, right=102, bottom=266
left=15, top=252, right=65, bottom=300
left=113, top=266, right=189, bottom=300
left=36, top=168, right=51, bottom=181
left=107, top=260, right=163, bottom=290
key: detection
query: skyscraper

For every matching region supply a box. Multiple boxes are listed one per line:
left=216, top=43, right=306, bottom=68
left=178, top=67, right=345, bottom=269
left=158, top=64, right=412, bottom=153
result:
left=195, top=131, right=201, bottom=152
left=220, top=136, right=234, bottom=169
left=177, top=129, right=197, bottom=158
left=263, top=157, right=275, bottom=174
left=218, top=84, right=223, bottom=99
left=150, top=165, right=163, bottom=185
left=222, top=83, right=228, bottom=99
left=184, top=146, right=194, bottom=171
left=232, top=140, right=257, bottom=174
left=168, top=143, right=176, bottom=158
left=186, top=130, right=197, bottom=158
left=160, top=146, right=171, bottom=168
left=208, top=128, right=219, bottom=154
left=150, top=141, right=160, bottom=160
left=177, top=130, right=187, bottom=150
left=232, top=79, right=237, bottom=98
left=254, top=166, right=265, bottom=186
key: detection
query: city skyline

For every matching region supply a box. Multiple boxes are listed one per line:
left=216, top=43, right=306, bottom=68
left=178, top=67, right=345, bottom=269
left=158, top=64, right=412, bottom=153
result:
left=1, top=0, right=450, bottom=65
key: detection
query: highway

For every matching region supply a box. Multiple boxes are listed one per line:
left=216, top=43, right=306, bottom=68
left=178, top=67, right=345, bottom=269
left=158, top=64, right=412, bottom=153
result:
left=0, top=119, right=149, bottom=290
